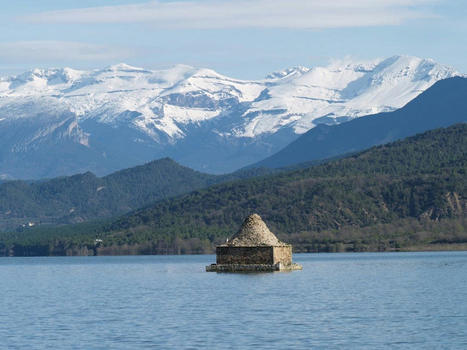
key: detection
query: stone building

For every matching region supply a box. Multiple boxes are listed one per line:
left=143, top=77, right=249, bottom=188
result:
left=206, top=214, right=302, bottom=272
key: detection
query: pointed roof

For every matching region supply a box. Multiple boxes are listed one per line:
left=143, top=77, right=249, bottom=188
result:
left=226, top=214, right=288, bottom=247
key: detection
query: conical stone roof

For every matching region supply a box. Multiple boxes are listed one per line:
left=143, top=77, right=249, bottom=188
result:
left=226, top=214, right=288, bottom=247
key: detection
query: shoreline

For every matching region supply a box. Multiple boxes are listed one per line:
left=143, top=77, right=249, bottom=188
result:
left=1, top=243, right=467, bottom=257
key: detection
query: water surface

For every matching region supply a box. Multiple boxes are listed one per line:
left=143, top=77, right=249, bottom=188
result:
left=1, top=252, right=467, bottom=349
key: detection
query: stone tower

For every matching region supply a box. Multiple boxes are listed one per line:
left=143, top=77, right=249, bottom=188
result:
left=206, top=214, right=302, bottom=272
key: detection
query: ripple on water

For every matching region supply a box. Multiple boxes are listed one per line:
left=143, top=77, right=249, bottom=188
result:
left=1, top=252, right=467, bottom=349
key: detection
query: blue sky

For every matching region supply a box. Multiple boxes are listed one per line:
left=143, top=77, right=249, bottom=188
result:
left=1, top=0, right=466, bottom=78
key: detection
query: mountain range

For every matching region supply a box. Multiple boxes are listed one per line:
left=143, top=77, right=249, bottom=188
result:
left=0, top=158, right=272, bottom=231
left=0, top=55, right=460, bottom=179
left=1, top=75, right=466, bottom=233
left=2, top=124, right=465, bottom=256
left=249, top=77, right=467, bottom=169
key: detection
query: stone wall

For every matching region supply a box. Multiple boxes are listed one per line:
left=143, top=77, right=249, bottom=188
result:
left=216, top=246, right=274, bottom=265
left=272, top=246, right=292, bottom=265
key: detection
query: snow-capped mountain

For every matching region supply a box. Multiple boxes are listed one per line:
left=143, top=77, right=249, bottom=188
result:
left=0, top=56, right=460, bottom=179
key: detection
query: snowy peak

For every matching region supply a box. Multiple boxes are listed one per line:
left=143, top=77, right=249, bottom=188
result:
left=240, top=55, right=459, bottom=135
left=0, top=55, right=462, bottom=178
left=266, top=66, right=310, bottom=80
left=5, top=67, right=85, bottom=88
left=368, top=55, right=457, bottom=83
left=338, top=56, right=458, bottom=108
left=103, top=63, right=149, bottom=72
left=0, top=56, right=460, bottom=139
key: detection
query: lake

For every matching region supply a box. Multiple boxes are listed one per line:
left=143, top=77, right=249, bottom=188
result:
left=1, top=252, right=467, bottom=349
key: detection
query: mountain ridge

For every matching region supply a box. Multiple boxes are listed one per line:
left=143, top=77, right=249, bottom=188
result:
left=1, top=124, right=465, bottom=256
left=0, top=157, right=276, bottom=232
left=0, top=158, right=218, bottom=231
left=248, top=77, right=467, bottom=169
left=0, top=55, right=459, bottom=178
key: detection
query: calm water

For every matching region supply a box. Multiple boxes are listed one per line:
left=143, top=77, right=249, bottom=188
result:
left=1, top=252, right=467, bottom=349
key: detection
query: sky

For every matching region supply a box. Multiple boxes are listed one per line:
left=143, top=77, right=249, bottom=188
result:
left=1, top=0, right=466, bottom=79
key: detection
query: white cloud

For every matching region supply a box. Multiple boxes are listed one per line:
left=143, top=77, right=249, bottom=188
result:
left=0, top=41, right=132, bottom=64
left=23, top=0, right=438, bottom=29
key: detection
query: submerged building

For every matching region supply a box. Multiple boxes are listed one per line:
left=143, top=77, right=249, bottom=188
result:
left=206, top=214, right=302, bottom=272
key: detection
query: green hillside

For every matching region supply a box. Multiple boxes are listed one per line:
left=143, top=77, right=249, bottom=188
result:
left=0, top=158, right=222, bottom=231
left=1, top=124, right=465, bottom=256
left=0, top=156, right=277, bottom=232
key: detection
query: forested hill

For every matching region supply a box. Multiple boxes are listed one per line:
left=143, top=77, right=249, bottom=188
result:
left=1, top=124, right=465, bottom=256
left=0, top=156, right=275, bottom=231
left=0, top=158, right=223, bottom=231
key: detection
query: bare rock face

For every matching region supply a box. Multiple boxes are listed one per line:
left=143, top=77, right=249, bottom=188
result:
left=227, top=214, right=286, bottom=247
